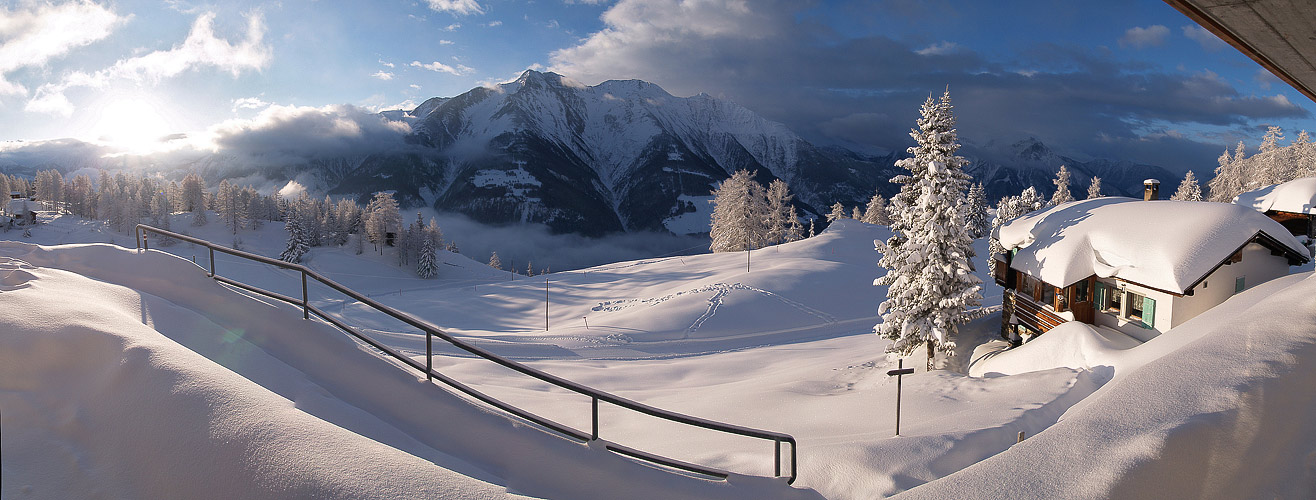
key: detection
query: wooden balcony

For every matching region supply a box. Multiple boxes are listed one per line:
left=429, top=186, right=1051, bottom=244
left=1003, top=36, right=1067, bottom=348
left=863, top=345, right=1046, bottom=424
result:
left=1011, top=292, right=1066, bottom=333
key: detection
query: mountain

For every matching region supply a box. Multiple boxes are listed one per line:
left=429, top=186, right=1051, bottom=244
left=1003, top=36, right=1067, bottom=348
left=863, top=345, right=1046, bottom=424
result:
left=398, top=70, right=897, bottom=235
left=966, top=138, right=1179, bottom=201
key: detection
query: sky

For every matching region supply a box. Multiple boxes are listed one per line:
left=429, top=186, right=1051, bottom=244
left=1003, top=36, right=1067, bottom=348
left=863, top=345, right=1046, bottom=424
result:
left=2, top=0, right=1315, bottom=174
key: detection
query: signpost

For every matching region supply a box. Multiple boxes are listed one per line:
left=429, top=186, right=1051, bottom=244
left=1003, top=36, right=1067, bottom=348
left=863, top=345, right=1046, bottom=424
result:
left=887, top=359, right=915, bottom=436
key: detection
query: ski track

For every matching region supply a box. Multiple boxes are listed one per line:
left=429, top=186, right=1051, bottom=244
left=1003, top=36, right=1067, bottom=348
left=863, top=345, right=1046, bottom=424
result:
left=593, top=282, right=837, bottom=338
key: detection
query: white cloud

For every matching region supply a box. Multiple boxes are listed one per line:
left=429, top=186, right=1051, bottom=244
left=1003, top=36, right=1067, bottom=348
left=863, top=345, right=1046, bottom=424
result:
left=0, top=1, right=126, bottom=95
left=200, top=103, right=413, bottom=160
left=439, top=39, right=454, bottom=45
left=444, top=23, right=462, bottom=31
left=1182, top=25, right=1226, bottom=52
left=379, top=59, right=395, bottom=68
left=372, top=70, right=395, bottom=80
left=425, top=0, right=484, bottom=16
left=410, top=60, right=474, bottom=76
left=1118, top=25, right=1169, bottom=49
left=231, top=96, right=269, bottom=112
left=916, top=41, right=958, bottom=56
left=410, top=84, right=422, bottom=89
left=485, top=20, right=502, bottom=27
left=24, top=11, right=271, bottom=116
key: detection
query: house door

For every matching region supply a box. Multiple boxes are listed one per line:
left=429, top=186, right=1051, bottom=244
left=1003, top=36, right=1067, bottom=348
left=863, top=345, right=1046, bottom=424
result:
left=1071, top=278, right=1095, bottom=324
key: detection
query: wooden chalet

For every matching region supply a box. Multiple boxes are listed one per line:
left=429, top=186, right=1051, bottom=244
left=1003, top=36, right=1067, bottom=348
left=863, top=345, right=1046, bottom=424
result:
left=994, top=189, right=1309, bottom=343
left=1234, top=177, right=1316, bottom=238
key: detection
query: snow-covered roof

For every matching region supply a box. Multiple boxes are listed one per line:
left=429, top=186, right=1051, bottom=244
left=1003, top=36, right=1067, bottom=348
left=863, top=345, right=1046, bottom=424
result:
left=1234, top=177, right=1316, bottom=214
left=998, top=197, right=1308, bottom=293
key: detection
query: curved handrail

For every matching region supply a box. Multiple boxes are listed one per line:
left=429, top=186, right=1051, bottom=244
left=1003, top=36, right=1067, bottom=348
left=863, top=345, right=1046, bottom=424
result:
left=135, top=224, right=798, bottom=484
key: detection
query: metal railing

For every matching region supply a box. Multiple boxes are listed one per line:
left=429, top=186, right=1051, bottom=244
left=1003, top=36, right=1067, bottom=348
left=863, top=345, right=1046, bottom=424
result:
left=135, top=224, right=798, bottom=484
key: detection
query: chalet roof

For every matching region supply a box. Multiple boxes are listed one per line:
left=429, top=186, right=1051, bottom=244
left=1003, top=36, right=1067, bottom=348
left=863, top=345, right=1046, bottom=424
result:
left=997, top=197, right=1308, bottom=294
left=1234, top=177, right=1316, bottom=215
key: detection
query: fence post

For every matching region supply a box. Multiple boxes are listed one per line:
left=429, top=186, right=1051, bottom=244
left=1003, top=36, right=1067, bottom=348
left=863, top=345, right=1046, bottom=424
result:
left=301, top=269, right=309, bottom=320
left=591, top=396, right=599, bottom=440
left=426, top=330, right=433, bottom=381
left=209, top=247, right=216, bottom=277
left=143, top=230, right=149, bottom=251
left=774, top=439, right=781, bottom=477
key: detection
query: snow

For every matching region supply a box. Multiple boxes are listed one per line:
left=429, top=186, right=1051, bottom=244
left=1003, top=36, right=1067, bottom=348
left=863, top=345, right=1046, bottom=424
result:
left=472, top=168, right=542, bottom=198
left=5, top=211, right=1316, bottom=499
left=1234, top=176, right=1316, bottom=214
left=662, top=194, right=714, bottom=235
left=998, top=197, right=1307, bottom=293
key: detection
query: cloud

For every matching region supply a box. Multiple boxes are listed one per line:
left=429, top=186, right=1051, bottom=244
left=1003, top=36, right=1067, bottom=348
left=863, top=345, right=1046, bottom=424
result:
left=439, top=39, right=454, bottom=45
left=231, top=96, right=269, bottom=112
left=411, top=60, right=475, bottom=76
left=425, top=0, right=484, bottom=16
left=916, top=41, right=959, bottom=56
left=25, top=10, right=271, bottom=116
left=1118, top=25, right=1169, bottom=49
left=485, top=20, right=502, bottom=27
left=1182, top=25, right=1227, bottom=52
left=372, top=70, right=395, bottom=80
left=410, top=84, right=422, bottom=89
left=0, top=1, right=125, bottom=95
left=201, top=104, right=414, bottom=162
left=444, top=23, right=462, bottom=31
left=379, top=59, right=395, bottom=68
left=547, top=0, right=1309, bottom=174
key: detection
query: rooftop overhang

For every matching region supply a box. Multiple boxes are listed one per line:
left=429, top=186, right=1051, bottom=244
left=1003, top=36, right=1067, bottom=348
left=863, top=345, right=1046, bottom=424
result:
left=1165, top=0, right=1316, bottom=104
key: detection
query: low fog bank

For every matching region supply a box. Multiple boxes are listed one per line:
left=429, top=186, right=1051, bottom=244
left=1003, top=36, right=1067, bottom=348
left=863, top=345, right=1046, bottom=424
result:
left=420, top=209, right=710, bottom=273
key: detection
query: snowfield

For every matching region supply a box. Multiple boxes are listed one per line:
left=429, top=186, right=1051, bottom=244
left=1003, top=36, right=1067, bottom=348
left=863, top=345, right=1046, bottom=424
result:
left=3, top=213, right=1316, bottom=499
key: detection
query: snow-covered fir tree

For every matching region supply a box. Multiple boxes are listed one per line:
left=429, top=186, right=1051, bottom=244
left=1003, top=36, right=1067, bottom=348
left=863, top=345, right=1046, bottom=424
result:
left=862, top=192, right=890, bottom=225
left=1049, top=165, right=1074, bottom=206
left=488, top=251, right=503, bottom=270
left=1086, top=176, right=1103, bottom=199
left=875, top=91, right=983, bottom=370
left=1171, top=171, right=1203, bottom=201
left=807, top=218, right=815, bottom=237
left=417, top=237, right=438, bottom=279
left=826, top=202, right=846, bottom=222
left=182, top=173, right=207, bottom=226
left=708, top=169, right=768, bottom=252
left=784, top=206, right=805, bottom=242
left=279, top=216, right=310, bottom=264
left=364, top=191, right=400, bottom=253
left=216, top=180, right=243, bottom=235
left=965, top=182, right=989, bottom=238
left=851, top=206, right=863, bottom=219
left=1018, top=186, right=1043, bottom=213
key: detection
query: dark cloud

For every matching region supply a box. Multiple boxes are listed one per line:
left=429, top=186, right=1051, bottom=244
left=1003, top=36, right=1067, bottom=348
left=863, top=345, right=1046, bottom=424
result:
left=206, top=104, right=416, bottom=163
left=549, top=0, right=1311, bottom=173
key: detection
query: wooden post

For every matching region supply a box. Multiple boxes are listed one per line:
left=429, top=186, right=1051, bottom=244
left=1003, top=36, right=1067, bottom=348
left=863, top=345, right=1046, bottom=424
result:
left=887, top=359, right=915, bottom=436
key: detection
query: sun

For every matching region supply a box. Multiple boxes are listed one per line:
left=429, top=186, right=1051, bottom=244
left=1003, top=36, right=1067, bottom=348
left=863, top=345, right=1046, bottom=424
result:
left=91, top=95, right=174, bottom=153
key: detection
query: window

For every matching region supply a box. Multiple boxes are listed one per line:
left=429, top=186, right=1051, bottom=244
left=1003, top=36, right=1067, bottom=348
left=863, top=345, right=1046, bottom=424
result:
left=1125, top=291, right=1145, bottom=321
left=1041, top=283, right=1055, bottom=308
left=1074, top=280, right=1089, bottom=302
left=1019, top=276, right=1034, bottom=296
left=1098, top=282, right=1121, bottom=313
left=1235, top=276, right=1245, bottom=294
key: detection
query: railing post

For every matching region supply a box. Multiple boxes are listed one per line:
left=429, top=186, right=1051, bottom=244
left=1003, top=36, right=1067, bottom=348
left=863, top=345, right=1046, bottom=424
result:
left=135, top=226, right=141, bottom=250
left=775, top=438, right=781, bottom=477
left=591, top=396, right=599, bottom=440
left=790, top=441, right=797, bottom=485
left=301, top=269, right=309, bottom=320
left=143, top=230, right=149, bottom=251
left=426, top=329, right=433, bottom=381
left=209, top=247, right=216, bottom=277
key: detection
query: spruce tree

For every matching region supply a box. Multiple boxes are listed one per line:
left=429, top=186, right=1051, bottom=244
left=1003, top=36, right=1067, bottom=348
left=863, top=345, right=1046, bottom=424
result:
left=417, top=237, right=438, bottom=279
left=1086, top=176, right=1103, bottom=199
left=1049, top=165, right=1073, bottom=206
left=280, top=217, right=310, bottom=263
left=875, top=91, right=983, bottom=370
left=965, top=182, right=989, bottom=238
left=488, top=252, right=503, bottom=270
left=826, top=202, right=846, bottom=222
left=764, top=179, right=793, bottom=245
left=1171, top=170, right=1203, bottom=201
left=1018, top=186, right=1043, bottom=213
left=784, top=205, right=804, bottom=242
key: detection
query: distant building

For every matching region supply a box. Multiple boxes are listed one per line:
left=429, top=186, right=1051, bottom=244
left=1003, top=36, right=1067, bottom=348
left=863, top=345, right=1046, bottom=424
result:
left=993, top=196, right=1308, bottom=342
left=1234, top=177, right=1316, bottom=237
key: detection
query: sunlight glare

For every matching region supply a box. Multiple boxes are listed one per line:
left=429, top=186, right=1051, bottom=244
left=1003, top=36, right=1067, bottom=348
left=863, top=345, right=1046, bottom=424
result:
left=92, top=96, right=173, bottom=153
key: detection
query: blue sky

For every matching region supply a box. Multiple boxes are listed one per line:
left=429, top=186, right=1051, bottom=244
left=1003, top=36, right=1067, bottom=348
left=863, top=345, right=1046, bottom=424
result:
left=2, top=0, right=1314, bottom=174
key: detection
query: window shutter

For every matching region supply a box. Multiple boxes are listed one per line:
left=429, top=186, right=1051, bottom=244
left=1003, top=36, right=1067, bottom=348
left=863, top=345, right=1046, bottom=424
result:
left=1235, top=277, right=1245, bottom=294
left=1142, top=296, right=1156, bottom=329
left=1094, top=281, right=1106, bottom=309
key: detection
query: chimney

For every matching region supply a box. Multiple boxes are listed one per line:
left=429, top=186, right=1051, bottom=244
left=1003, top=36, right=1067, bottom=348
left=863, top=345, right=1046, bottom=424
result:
left=1144, top=179, right=1160, bottom=201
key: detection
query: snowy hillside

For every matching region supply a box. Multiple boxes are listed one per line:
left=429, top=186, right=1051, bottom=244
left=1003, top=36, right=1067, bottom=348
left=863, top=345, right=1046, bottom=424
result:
left=5, top=213, right=1316, bottom=499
